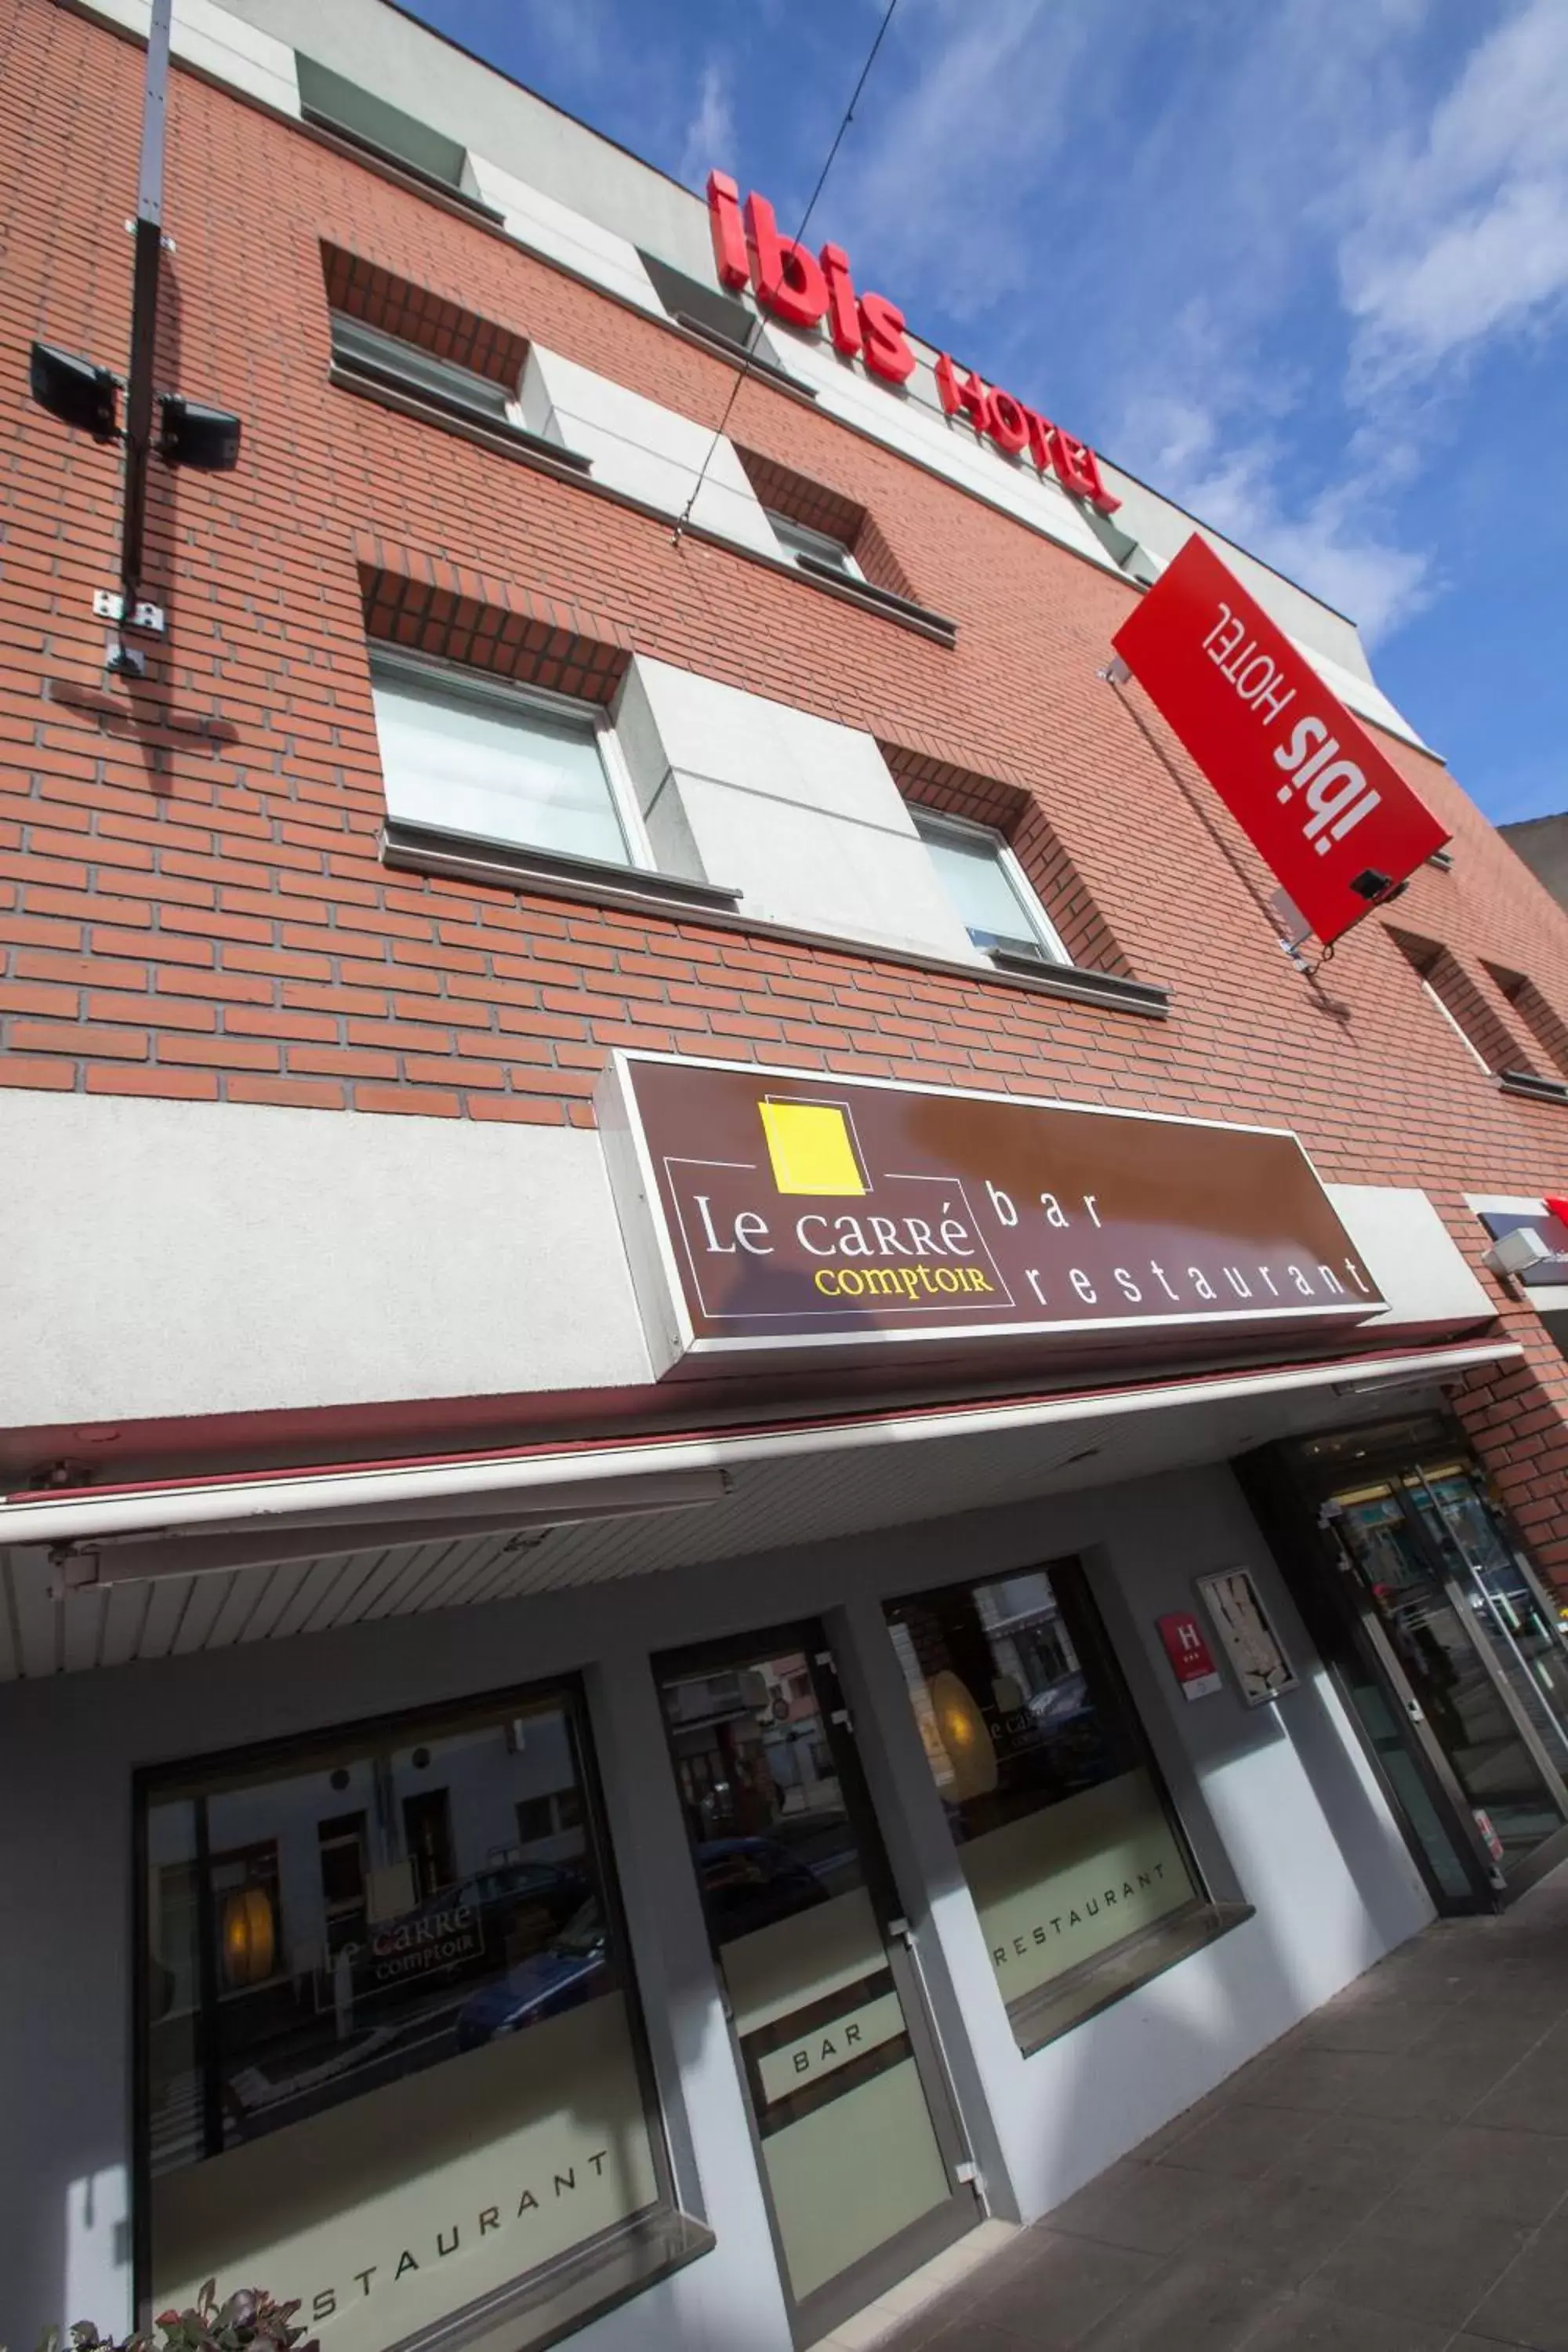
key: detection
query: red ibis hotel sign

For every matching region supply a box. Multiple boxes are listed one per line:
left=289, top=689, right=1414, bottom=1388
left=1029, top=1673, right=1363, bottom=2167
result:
left=706, top=171, right=1120, bottom=514
left=599, top=1052, right=1384, bottom=1379
left=1112, top=535, right=1450, bottom=945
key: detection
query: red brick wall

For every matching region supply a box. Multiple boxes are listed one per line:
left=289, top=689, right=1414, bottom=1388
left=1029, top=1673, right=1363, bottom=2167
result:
left=4, top=0, right=1568, bottom=1566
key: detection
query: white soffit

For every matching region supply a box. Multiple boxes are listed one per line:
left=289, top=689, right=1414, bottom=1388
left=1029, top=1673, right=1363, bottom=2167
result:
left=0, top=1341, right=1515, bottom=1682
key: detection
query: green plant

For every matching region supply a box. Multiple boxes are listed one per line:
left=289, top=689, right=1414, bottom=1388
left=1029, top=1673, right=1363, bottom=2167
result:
left=27, top=2286, right=314, bottom=2352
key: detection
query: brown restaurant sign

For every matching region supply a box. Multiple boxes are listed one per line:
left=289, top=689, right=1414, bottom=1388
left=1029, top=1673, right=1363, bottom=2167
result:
left=598, top=1054, right=1385, bottom=1381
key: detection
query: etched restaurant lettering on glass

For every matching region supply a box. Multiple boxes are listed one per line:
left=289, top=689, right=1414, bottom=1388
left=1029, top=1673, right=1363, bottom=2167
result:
left=139, top=1688, right=673, bottom=2352
left=886, top=1564, right=1207, bottom=2040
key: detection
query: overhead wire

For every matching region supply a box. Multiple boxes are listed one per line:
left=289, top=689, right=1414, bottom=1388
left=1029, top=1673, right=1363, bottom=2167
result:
left=672, top=0, right=900, bottom=546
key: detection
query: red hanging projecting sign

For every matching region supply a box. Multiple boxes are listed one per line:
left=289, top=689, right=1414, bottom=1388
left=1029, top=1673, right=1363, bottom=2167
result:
left=1111, top=535, right=1450, bottom=945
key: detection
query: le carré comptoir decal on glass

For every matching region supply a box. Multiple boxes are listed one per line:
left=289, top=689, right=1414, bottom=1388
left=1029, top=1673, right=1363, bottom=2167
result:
left=600, top=1054, right=1385, bottom=1369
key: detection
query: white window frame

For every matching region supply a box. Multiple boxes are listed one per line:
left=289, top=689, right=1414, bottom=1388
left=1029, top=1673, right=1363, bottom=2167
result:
left=764, top=510, right=864, bottom=582
left=369, top=647, right=658, bottom=876
left=1421, top=977, right=1493, bottom=1073
left=912, top=806, right=1073, bottom=967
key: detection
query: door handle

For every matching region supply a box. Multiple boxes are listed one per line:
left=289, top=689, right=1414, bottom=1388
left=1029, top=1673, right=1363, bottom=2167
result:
left=1405, top=1699, right=1426, bottom=1723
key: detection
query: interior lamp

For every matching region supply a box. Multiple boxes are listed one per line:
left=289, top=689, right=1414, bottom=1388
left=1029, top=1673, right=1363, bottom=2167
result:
left=929, top=1670, right=999, bottom=1802
left=220, top=1885, right=277, bottom=1987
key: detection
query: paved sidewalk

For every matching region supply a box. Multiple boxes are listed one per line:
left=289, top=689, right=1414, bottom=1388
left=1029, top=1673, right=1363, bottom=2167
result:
left=880, top=1867, right=1568, bottom=2351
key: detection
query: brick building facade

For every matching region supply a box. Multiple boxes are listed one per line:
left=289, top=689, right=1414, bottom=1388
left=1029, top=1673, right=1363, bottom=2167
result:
left=5, top=5, right=1568, bottom=2350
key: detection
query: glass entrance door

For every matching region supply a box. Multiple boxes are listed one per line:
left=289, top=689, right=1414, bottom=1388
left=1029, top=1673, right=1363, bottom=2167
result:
left=1326, top=1461, right=1568, bottom=1891
left=1408, top=1463, right=1568, bottom=1769
left=656, top=1629, right=978, bottom=2346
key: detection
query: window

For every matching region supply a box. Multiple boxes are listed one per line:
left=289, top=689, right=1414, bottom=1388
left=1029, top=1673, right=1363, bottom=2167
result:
left=371, top=654, right=647, bottom=873
left=137, top=1682, right=703, bottom=2352
left=516, top=1788, right=583, bottom=1846
left=331, top=311, right=515, bottom=423
left=765, top=510, right=862, bottom=581
left=913, top=808, right=1071, bottom=966
left=886, top=1562, right=1232, bottom=2050
left=296, top=56, right=474, bottom=196
left=1388, top=929, right=1560, bottom=1093
left=637, top=250, right=784, bottom=371
left=1483, top=963, right=1568, bottom=1080
left=1423, top=977, right=1492, bottom=1071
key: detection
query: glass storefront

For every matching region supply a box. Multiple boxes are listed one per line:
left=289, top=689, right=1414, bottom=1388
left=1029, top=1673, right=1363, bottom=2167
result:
left=136, top=1683, right=703, bottom=2352
left=885, top=1561, right=1232, bottom=2049
left=1243, top=1416, right=1568, bottom=1910
left=655, top=1630, right=976, bottom=2344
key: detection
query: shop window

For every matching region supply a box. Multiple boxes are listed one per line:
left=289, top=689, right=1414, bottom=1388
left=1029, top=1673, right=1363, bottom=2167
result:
left=136, top=1682, right=705, bottom=2352
left=912, top=808, right=1072, bottom=967
left=886, top=1561, right=1236, bottom=2052
left=370, top=652, right=648, bottom=873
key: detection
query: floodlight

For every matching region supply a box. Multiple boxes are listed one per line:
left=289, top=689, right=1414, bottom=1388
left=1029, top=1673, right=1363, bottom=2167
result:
left=159, top=393, right=242, bottom=471
left=29, top=343, right=119, bottom=441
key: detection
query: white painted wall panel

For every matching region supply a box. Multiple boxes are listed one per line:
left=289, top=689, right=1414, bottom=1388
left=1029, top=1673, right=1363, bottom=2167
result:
left=467, top=158, right=664, bottom=318
left=615, top=659, right=980, bottom=962
left=0, top=1094, right=652, bottom=1426
left=520, top=348, right=780, bottom=556
left=88, top=0, right=300, bottom=113
left=1327, top=1184, right=1494, bottom=1334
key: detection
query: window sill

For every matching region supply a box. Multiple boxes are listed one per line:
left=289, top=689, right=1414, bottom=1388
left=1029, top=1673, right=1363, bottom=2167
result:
left=793, top=551, right=958, bottom=646
left=1498, top=1070, right=1568, bottom=1107
left=382, top=820, right=744, bottom=916
left=382, top=826, right=1169, bottom=1019
left=985, top=948, right=1169, bottom=1017
left=414, top=2202, right=714, bottom=2352
left=1011, top=1901, right=1254, bottom=2060
left=329, top=363, right=593, bottom=480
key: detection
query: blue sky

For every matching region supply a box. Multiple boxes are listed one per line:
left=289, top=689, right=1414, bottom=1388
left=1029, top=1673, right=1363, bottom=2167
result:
left=406, top=0, right=1568, bottom=824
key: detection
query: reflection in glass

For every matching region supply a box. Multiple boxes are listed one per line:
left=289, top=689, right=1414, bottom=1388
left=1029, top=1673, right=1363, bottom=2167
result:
left=659, top=1647, right=954, bottom=2310
left=140, top=1690, right=671, bottom=2352
left=887, top=1563, right=1206, bottom=2031
left=1334, top=1486, right=1566, bottom=1868
left=1409, top=1466, right=1568, bottom=1767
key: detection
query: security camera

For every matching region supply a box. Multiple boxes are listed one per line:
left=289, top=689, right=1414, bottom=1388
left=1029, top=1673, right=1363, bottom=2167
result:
left=1483, top=1225, right=1553, bottom=1277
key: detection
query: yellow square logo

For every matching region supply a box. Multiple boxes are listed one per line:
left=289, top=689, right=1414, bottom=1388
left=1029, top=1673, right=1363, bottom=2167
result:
left=759, top=1100, right=866, bottom=1196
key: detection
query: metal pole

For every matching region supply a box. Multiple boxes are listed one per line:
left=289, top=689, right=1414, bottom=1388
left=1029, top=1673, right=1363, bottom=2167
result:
left=114, top=0, right=172, bottom=662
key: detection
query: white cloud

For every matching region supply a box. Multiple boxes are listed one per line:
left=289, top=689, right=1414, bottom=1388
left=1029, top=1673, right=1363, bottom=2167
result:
left=803, top=0, right=1562, bottom=648
left=679, top=61, right=734, bottom=189
left=825, top=0, right=1094, bottom=322
left=1119, top=386, right=1432, bottom=644
left=1340, top=0, right=1568, bottom=387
